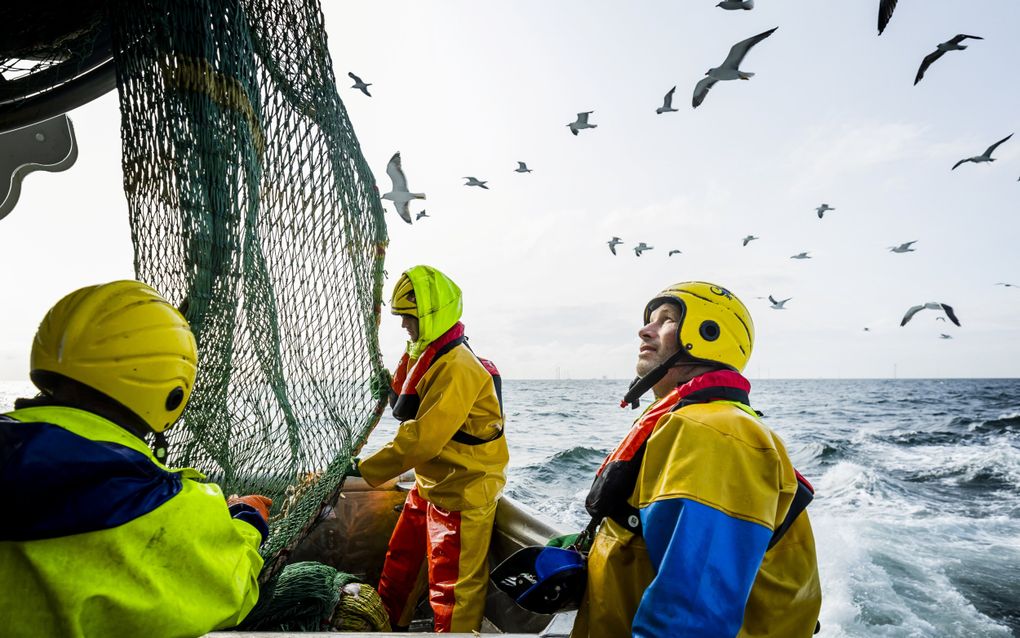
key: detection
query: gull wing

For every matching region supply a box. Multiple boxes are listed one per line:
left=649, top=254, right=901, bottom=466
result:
left=720, top=26, right=778, bottom=71
left=878, top=0, right=898, bottom=35
left=517, top=161, right=528, bottom=170
left=609, top=243, right=617, bottom=255
left=386, top=152, right=408, bottom=192
left=900, top=304, right=924, bottom=326
left=768, top=295, right=778, bottom=305
left=578, top=112, right=593, bottom=125
left=692, top=76, right=719, bottom=108
left=903, top=240, right=918, bottom=249
left=914, top=49, right=946, bottom=84
left=983, top=133, right=1013, bottom=159
left=951, top=157, right=969, bottom=170
left=662, top=86, right=676, bottom=109
left=939, top=303, right=961, bottom=326
left=348, top=71, right=363, bottom=83
left=949, top=34, right=983, bottom=45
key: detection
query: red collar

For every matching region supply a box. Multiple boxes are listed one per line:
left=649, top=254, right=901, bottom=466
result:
left=675, top=369, right=750, bottom=399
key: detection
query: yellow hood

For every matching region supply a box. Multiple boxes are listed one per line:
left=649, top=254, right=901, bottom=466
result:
left=399, top=265, right=463, bottom=358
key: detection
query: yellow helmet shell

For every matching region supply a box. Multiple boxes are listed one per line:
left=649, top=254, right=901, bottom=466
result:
left=390, top=272, right=418, bottom=318
left=30, top=280, right=198, bottom=433
left=644, top=282, right=754, bottom=373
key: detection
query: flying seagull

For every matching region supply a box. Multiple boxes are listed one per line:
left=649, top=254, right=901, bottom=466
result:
left=742, top=234, right=759, bottom=246
left=693, top=27, right=778, bottom=108
left=952, top=134, right=1012, bottom=170
left=901, top=302, right=960, bottom=327
left=381, top=152, right=424, bottom=224
left=634, top=242, right=653, bottom=257
left=348, top=72, right=372, bottom=97
left=878, top=0, right=898, bottom=35
left=915, top=35, right=983, bottom=85
left=656, top=87, right=678, bottom=114
left=568, top=112, right=597, bottom=136
left=416, top=210, right=429, bottom=221
left=607, top=237, right=624, bottom=255
left=515, top=161, right=533, bottom=173
left=717, top=0, right=754, bottom=9
left=816, top=203, right=835, bottom=219
left=939, top=334, right=953, bottom=339
left=995, top=282, right=1018, bottom=288
left=768, top=295, right=791, bottom=310
left=463, top=176, right=489, bottom=189
left=668, top=249, right=682, bottom=257
left=863, top=327, right=872, bottom=332
left=889, top=240, right=918, bottom=253
left=790, top=252, right=812, bottom=259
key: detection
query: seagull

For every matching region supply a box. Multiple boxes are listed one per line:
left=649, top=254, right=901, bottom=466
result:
left=878, top=0, right=898, bottom=35
left=567, top=112, right=597, bottom=136
left=381, top=152, right=425, bottom=224
left=463, top=176, right=489, bottom=189
left=717, top=0, right=754, bottom=9
left=416, top=210, right=429, bottom=221
left=995, top=282, right=1018, bottom=288
left=863, top=327, right=871, bottom=332
left=939, top=334, right=953, bottom=339
left=668, top=249, right=682, bottom=257
left=693, top=27, right=778, bottom=108
left=900, top=302, right=961, bottom=327
left=889, top=240, right=918, bottom=253
left=607, top=237, right=624, bottom=255
left=915, top=35, right=983, bottom=85
left=816, top=203, right=835, bottom=219
left=952, top=134, right=1012, bottom=170
left=348, top=72, right=372, bottom=97
left=790, top=252, right=812, bottom=259
left=742, top=234, right=759, bottom=246
left=634, top=242, right=653, bottom=257
left=656, top=87, right=678, bottom=114
left=515, top=161, right=533, bottom=173
left=768, top=295, right=791, bottom=309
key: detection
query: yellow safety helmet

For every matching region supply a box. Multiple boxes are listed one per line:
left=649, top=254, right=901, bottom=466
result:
left=390, top=272, right=418, bottom=318
left=644, top=281, right=755, bottom=373
left=30, top=280, right=198, bottom=434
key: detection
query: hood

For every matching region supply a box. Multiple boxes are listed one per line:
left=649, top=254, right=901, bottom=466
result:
left=402, top=265, right=463, bottom=358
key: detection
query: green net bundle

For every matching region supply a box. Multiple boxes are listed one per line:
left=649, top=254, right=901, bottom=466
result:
left=238, top=561, right=391, bottom=632
left=107, top=0, right=390, bottom=577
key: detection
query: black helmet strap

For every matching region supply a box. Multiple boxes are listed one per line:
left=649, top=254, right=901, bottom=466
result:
left=620, top=348, right=690, bottom=409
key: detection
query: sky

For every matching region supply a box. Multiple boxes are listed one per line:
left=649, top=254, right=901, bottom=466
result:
left=2, top=1, right=1019, bottom=380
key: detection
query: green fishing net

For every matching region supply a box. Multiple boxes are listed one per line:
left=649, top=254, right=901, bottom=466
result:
left=107, top=0, right=390, bottom=577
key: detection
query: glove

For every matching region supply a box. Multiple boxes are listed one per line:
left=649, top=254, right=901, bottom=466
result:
left=228, top=494, right=273, bottom=521
left=545, top=533, right=580, bottom=549
left=228, top=494, right=273, bottom=544
left=345, top=457, right=362, bottom=478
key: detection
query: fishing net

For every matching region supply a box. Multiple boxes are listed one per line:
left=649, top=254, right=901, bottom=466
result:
left=106, top=0, right=390, bottom=578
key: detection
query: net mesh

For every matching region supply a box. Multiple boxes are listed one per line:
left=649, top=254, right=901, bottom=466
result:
left=108, top=0, right=390, bottom=577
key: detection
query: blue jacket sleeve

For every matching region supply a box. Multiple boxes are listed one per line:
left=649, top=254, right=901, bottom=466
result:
left=632, top=497, right=773, bottom=638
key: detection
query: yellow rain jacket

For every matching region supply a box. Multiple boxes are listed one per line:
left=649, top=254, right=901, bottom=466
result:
left=0, top=406, right=263, bottom=638
left=359, top=265, right=508, bottom=511
left=572, top=392, right=822, bottom=638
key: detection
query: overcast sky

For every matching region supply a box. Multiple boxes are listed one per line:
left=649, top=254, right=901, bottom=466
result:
left=2, top=1, right=1019, bottom=380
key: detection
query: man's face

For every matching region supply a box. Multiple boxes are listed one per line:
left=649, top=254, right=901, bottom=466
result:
left=401, top=314, right=420, bottom=341
left=636, top=302, right=682, bottom=376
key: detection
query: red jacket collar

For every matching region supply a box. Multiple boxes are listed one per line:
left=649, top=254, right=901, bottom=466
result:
left=674, top=369, right=750, bottom=400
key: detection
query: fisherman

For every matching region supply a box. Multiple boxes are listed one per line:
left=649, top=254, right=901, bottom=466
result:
left=356, top=265, right=508, bottom=632
left=571, top=281, right=822, bottom=637
left=0, top=280, right=269, bottom=637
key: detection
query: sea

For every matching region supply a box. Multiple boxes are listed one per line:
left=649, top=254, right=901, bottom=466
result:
left=3, top=378, right=1018, bottom=637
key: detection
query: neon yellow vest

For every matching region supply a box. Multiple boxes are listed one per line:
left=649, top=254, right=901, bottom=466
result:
left=0, top=406, right=263, bottom=638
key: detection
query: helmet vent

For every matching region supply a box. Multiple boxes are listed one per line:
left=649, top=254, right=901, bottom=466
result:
left=699, top=320, right=720, bottom=342
left=165, top=387, right=185, bottom=411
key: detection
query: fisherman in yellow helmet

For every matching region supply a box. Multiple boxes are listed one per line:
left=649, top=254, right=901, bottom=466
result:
left=356, top=265, right=508, bottom=632
left=568, top=282, right=822, bottom=637
left=0, top=281, right=269, bottom=637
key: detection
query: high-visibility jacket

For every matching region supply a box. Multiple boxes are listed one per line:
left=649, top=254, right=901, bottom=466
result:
left=0, top=406, right=264, bottom=638
left=359, top=342, right=508, bottom=511
left=572, top=391, right=822, bottom=638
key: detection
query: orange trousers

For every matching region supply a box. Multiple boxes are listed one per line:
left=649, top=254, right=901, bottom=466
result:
left=377, top=486, right=497, bottom=632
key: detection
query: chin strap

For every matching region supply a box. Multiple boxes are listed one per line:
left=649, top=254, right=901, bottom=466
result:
left=620, top=350, right=688, bottom=409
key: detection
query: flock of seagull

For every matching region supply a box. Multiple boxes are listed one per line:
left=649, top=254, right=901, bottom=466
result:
left=367, top=1, right=1014, bottom=341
